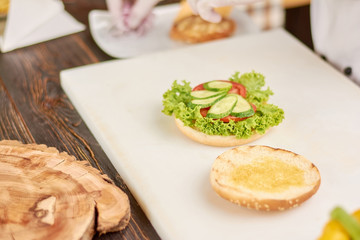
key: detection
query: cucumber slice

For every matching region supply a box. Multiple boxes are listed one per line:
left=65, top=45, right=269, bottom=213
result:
left=189, top=93, right=226, bottom=108
left=203, top=81, right=232, bottom=92
left=207, top=95, right=237, bottom=119
left=230, top=94, right=255, bottom=118
left=190, top=90, right=226, bottom=99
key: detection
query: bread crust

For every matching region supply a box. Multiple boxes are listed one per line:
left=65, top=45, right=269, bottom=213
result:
left=174, top=117, right=265, bottom=147
left=170, top=15, right=236, bottom=44
left=210, top=145, right=321, bottom=211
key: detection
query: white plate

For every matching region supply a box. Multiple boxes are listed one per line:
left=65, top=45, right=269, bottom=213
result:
left=88, top=4, right=260, bottom=58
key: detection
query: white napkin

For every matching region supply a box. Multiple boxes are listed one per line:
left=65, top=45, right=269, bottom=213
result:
left=89, top=5, right=260, bottom=58
left=311, top=0, right=360, bottom=85
left=0, top=0, right=85, bottom=52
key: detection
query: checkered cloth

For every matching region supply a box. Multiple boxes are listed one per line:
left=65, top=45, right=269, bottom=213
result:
left=236, top=0, right=285, bottom=30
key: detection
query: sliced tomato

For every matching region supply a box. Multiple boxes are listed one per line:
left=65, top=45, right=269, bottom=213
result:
left=199, top=107, right=210, bottom=117
left=227, top=81, right=246, bottom=97
left=200, top=104, right=256, bottom=122
left=192, top=80, right=246, bottom=97
left=192, top=84, right=205, bottom=91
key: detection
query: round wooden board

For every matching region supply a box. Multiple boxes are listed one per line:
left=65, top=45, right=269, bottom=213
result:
left=0, top=140, right=130, bottom=240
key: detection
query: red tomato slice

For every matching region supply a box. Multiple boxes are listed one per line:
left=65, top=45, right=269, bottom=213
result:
left=192, top=84, right=205, bottom=91
left=194, top=81, right=254, bottom=122
left=227, top=81, right=246, bottom=97
left=199, top=107, right=210, bottom=117
left=193, top=80, right=246, bottom=98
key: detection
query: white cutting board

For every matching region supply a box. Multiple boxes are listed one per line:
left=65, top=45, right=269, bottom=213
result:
left=60, top=29, right=360, bottom=240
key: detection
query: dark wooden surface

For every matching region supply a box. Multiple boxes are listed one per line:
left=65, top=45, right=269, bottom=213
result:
left=0, top=1, right=312, bottom=239
left=0, top=0, right=160, bottom=239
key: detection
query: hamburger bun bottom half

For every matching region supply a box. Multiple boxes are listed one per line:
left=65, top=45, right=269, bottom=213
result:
left=210, top=145, right=321, bottom=211
left=174, top=117, right=266, bottom=147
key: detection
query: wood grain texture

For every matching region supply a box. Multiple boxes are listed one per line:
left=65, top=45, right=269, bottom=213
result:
left=0, top=0, right=161, bottom=239
left=0, top=140, right=130, bottom=239
left=0, top=79, right=34, bottom=143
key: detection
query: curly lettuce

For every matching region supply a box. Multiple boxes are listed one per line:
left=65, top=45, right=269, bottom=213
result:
left=162, top=80, right=192, bottom=115
left=162, top=71, right=284, bottom=139
left=229, top=71, right=274, bottom=106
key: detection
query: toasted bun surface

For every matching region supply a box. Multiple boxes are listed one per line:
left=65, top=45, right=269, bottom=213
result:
left=170, top=15, right=236, bottom=44
left=174, top=117, right=265, bottom=147
left=210, top=145, right=321, bottom=211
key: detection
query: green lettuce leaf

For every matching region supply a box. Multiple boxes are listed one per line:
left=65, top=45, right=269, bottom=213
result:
left=162, top=71, right=284, bottom=139
left=229, top=71, right=273, bottom=106
left=162, top=80, right=192, bottom=116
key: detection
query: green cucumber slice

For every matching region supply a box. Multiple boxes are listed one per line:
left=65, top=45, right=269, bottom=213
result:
left=230, top=94, right=255, bottom=118
left=207, top=95, right=237, bottom=119
left=203, top=81, right=232, bottom=92
left=189, top=93, right=226, bottom=108
left=190, top=90, right=226, bottom=99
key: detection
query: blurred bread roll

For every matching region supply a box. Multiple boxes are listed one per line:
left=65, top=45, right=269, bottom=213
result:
left=170, top=1, right=236, bottom=43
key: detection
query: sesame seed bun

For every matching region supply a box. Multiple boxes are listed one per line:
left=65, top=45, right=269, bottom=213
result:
left=210, top=145, right=321, bottom=211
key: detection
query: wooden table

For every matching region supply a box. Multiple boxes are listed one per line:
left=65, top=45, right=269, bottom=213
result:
left=0, top=0, right=311, bottom=239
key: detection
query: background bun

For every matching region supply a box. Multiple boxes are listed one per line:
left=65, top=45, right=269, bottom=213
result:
left=170, top=15, right=236, bottom=43
left=210, top=145, right=321, bottom=211
left=174, top=117, right=265, bottom=147
left=170, top=1, right=235, bottom=44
